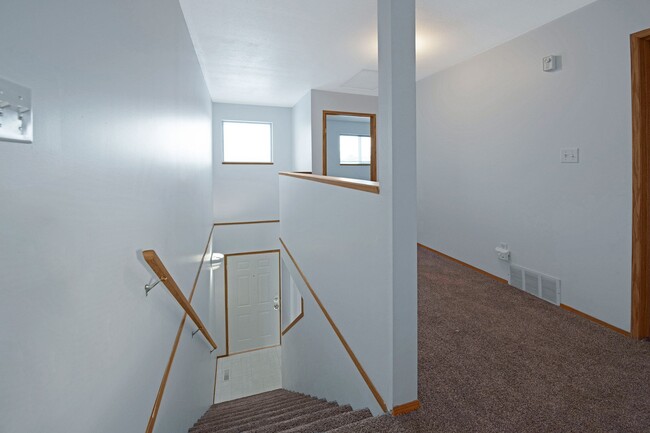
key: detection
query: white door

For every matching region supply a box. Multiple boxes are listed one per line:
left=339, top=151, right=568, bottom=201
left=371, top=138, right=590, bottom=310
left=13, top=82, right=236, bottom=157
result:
left=227, top=252, right=280, bottom=355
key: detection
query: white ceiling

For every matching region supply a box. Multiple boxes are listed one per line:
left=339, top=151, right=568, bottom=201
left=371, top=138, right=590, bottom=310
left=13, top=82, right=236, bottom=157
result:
left=180, top=0, right=597, bottom=107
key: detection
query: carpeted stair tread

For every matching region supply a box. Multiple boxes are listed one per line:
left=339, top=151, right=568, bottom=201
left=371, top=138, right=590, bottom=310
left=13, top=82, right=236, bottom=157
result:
left=195, top=396, right=313, bottom=427
left=193, top=398, right=330, bottom=431
left=199, top=402, right=340, bottom=433
left=189, top=389, right=391, bottom=433
left=200, top=390, right=304, bottom=417
left=192, top=400, right=335, bottom=433
left=245, top=404, right=352, bottom=433
left=196, top=392, right=312, bottom=425
left=201, top=389, right=289, bottom=414
left=199, top=390, right=306, bottom=418
left=326, top=415, right=405, bottom=433
left=279, top=408, right=373, bottom=433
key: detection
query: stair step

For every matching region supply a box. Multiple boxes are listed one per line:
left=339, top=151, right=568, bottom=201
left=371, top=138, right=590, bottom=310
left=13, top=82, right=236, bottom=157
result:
left=191, top=400, right=334, bottom=433
left=281, top=408, right=373, bottom=433
left=204, top=389, right=288, bottom=413
left=327, top=415, right=404, bottom=433
left=201, top=390, right=303, bottom=417
left=197, top=393, right=311, bottom=425
left=188, top=389, right=392, bottom=433
left=246, top=405, right=353, bottom=433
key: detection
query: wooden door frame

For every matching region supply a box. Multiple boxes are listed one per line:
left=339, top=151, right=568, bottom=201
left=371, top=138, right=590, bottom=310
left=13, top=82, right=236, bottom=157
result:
left=631, top=28, right=650, bottom=339
left=322, top=110, right=377, bottom=181
left=223, top=249, right=282, bottom=356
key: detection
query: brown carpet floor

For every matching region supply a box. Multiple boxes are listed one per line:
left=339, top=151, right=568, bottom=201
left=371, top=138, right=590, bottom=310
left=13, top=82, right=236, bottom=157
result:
left=195, top=247, right=650, bottom=433
left=392, top=246, right=650, bottom=432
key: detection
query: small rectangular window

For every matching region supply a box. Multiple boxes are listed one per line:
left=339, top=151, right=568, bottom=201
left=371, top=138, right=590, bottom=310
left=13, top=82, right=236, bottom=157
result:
left=223, top=121, right=273, bottom=164
left=339, top=135, right=371, bottom=165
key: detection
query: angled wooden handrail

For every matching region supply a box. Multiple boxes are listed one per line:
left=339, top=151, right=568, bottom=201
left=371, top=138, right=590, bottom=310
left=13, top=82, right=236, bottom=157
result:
left=145, top=227, right=215, bottom=433
left=279, top=238, right=388, bottom=413
left=143, top=250, right=217, bottom=350
left=282, top=298, right=304, bottom=336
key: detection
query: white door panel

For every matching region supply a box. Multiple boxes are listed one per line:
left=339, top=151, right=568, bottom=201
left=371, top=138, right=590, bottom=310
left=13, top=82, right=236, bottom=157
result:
left=227, top=252, right=280, bottom=354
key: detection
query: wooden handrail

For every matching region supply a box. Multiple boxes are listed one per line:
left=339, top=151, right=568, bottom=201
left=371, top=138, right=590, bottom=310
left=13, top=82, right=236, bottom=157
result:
left=146, top=308, right=188, bottom=433
left=279, top=238, right=388, bottom=413
left=145, top=226, right=216, bottom=433
left=214, top=219, right=280, bottom=227
left=282, top=298, right=304, bottom=336
left=143, top=250, right=217, bottom=350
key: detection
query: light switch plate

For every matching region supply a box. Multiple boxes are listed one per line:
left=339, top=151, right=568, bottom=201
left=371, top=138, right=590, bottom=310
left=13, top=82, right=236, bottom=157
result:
left=0, top=76, right=32, bottom=143
left=561, top=148, right=579, bottom=163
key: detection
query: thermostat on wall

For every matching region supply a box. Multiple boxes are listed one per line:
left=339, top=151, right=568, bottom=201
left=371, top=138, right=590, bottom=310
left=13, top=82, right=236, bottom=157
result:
left=543, top=55, right=558, bottom=72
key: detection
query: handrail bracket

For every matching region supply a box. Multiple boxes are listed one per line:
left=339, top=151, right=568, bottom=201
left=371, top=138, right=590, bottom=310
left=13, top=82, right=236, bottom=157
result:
left=145, top=277, right=167, bottom=296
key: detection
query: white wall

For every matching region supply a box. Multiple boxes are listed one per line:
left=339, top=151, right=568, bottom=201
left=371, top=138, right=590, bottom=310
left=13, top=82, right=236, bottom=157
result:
left=310, top=90, right=378, bottom=175
left=213, top=103, right=293, bottom=222
left=0, top=1, right=214, bottom=432
left=417, top=0, right=650, bottom=331
left=279, top=176, right=393, bottom=414
left=326, top=119, right=372, bottom=180
left=280, top=2, right=417, bottom=413
left=210, top=103, right=292, bottom=356
left=292, top=92, right=312, bottom=172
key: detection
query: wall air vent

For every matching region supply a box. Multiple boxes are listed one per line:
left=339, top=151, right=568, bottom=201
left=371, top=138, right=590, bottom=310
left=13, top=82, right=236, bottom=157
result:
left=509, top=264, right=561, bottom=305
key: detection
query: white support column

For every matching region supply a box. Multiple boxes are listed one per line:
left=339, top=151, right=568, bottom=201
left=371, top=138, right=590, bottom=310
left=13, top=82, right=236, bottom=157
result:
left=377, top=0, right=418, bottom=408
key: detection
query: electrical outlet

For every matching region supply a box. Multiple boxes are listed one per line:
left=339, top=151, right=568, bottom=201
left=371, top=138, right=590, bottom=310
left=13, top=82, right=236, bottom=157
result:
left=224, top=369, right=230, bottom=381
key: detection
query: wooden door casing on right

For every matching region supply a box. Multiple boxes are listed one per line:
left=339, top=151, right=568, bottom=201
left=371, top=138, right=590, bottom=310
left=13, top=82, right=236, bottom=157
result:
left=632, top=28, right=650, bottom=339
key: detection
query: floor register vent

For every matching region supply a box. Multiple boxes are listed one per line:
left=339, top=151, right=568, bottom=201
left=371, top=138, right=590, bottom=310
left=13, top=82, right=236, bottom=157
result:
left=509, top=264, right=561, bottom=305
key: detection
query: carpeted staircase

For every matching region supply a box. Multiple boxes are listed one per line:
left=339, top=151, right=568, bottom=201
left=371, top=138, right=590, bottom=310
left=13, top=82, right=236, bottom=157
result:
left=189, top=389, right=403, bottom=433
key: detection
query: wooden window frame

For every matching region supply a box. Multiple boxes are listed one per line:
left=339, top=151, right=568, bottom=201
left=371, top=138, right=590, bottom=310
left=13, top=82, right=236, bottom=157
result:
left=322, top=110, right=377, bottom=181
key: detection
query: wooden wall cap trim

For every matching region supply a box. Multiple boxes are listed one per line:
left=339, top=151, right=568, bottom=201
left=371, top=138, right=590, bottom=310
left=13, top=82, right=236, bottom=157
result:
left=214, top=220, right=280, bottom=227
left=392, top=400, right=421, bottom=416
left=281, top=298, right=305, bottom=336
left=417, top=243, right=508, bottom=285
left=560, top=304, right=631, bottom=337
left=279, top=172, right=380, bottom=194
left=279, top=238, right=388, bottom=413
